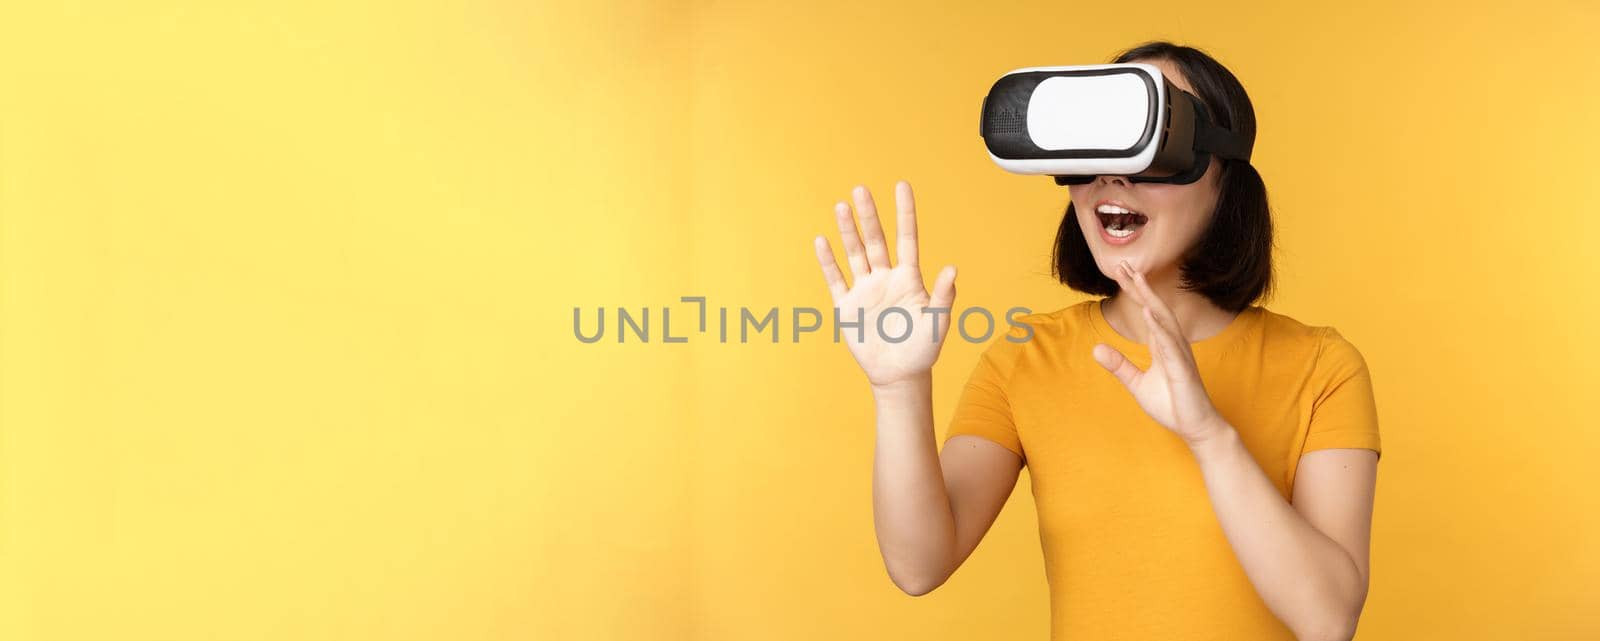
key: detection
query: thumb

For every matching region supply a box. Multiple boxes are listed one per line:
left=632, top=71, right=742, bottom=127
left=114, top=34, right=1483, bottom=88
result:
left=1092, top=343, right=1142, bottom=390
left=928, top=265, right=957, bottom=309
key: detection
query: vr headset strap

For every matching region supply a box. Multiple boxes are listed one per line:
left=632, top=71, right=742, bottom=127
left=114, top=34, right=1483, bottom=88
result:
left=1193, top=121, right=1252, bottom=163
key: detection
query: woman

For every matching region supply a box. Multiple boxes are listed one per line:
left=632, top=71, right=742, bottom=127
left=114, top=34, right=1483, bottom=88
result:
left=811, top=42, right=1380, bottom=641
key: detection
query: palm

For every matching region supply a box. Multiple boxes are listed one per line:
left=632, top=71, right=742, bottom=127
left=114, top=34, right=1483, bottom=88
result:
left=1123, top=355, right=1179, bottom=430
left=837, top=265, right=938, bottom=382
left=813, top=182, right=957, bottom=387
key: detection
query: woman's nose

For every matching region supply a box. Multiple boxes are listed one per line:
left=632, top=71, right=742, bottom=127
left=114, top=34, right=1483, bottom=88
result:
left=1096, top=174, right=1130, bottom=187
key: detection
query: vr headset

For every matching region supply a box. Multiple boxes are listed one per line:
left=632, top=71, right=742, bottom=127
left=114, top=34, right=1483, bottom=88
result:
left=979, top=63, right=1252, bottom=186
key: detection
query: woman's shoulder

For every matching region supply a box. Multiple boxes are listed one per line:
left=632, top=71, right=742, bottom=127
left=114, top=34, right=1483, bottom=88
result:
left=1251, top=306, right=1367, bottom=365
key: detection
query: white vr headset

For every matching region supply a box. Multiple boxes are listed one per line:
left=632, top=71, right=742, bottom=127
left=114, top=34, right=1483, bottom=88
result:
left=979, top=63, right=1253, bottom=185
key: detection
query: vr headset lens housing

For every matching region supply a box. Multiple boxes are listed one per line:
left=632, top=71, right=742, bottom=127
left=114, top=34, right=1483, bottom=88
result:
left=979, top=63, right=1251, bottom=186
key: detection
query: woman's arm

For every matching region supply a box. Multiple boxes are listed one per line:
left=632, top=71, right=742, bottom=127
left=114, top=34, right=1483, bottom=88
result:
left=1188, top=425, right=1377, bottom=641
left=870, top=375, right=1023, bottom=595
left=1091, top=261, right=1377, bottom=641
left=813, top=181, right=1022, bottom=596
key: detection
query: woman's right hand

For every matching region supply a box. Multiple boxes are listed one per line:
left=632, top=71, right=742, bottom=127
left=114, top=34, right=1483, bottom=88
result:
left=813, top=181, right=958, bottom=389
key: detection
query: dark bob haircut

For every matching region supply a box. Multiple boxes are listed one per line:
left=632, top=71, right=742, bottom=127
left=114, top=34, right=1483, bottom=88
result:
left=1051, top=41, right=1275, bottom=313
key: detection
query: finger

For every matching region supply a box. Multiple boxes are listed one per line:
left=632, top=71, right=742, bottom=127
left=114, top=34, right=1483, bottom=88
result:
left=1110, top=261, right=1147, bottom=308
left=1129, top=266, right=1204, bottom=372
left=834, top=201, right=871, bottom=279
left=814, top=235, right=848, bottom=302
left=1091, top=343, right=1143, bottom=391
left=1126, top=262, right=1181, bottom=332
left=1144, top=305, right=1192, bottom=377
left=1142, top=307, right=1166, bottom=364
left=1126, top=267, right=1197, bottom=372
left=853, top=185, right=892, bottom=270
left=895, top=180, right=919, bottom=268
left=928, top=265, right=957, bottom=309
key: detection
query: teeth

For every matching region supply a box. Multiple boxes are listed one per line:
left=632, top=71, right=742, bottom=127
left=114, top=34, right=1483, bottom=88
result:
left=1094, top=203, right=1147, bottom=240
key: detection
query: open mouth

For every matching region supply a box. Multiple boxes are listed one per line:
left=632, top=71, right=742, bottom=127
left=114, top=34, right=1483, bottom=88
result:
left=1095, top=203, right=1148, bottom=239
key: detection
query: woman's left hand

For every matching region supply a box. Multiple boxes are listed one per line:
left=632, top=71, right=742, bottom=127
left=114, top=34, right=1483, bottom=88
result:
left=1091, top=260, right=1229, bottom=447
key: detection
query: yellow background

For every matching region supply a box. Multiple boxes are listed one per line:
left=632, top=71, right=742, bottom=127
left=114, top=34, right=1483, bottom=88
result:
left=2, top=1, right=1596, bottom=639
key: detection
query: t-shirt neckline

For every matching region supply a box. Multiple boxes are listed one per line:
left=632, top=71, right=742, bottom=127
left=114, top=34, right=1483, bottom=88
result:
left=1088, top=297, right=1261, bottom=363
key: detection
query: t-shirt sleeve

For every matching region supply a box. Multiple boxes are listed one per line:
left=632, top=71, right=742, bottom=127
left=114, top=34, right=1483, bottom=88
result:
left=1303, top=327, right=1382, bottom=458
left=942, top=323, right=1030, bottom=464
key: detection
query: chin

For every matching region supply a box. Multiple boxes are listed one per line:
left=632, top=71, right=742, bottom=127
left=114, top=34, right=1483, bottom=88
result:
left=1098, top=253, right=1157, bottom=277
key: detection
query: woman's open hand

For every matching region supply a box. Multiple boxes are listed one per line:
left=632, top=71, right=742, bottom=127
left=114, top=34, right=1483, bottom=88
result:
left=1091, top=260, right=1228, bottom=445
left=813, top=181, right=957, bottom=389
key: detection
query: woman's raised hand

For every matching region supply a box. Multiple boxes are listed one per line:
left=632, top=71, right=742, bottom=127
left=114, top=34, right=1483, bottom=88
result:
left=813, top=181, right=958, bottom=389
left=1092, top=260, right=1229, bottom=445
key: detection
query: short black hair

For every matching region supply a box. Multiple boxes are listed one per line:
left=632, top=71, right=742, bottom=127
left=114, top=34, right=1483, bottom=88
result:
left=1051, top=41, right=1275, bottom=313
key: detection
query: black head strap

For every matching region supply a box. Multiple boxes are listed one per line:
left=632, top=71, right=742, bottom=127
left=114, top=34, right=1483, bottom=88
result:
left=1189, top=95, right=1252, bottom=162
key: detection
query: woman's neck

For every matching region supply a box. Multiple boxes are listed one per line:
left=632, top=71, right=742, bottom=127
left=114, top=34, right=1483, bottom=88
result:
left=1102, top=269, right=1239, bottom=346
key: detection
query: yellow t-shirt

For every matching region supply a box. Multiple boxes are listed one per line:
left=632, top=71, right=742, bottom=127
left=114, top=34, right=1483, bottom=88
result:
left=943, top=299, right=1381, bottom=640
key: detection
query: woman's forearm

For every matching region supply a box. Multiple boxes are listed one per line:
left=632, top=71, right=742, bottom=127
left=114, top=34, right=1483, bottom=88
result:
left=1189, top=422, right=1366, bottom=641
left=869, top=371, right=957, bottom=595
